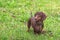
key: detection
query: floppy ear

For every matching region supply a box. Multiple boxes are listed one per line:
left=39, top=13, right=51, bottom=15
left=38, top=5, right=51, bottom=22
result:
left=41, top=13, right=47, bottom=21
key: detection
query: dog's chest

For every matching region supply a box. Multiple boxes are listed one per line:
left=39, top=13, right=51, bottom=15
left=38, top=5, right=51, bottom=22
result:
left=36, top=21, right=43, bottom=26
left=34, top=22, right=43, bottom=30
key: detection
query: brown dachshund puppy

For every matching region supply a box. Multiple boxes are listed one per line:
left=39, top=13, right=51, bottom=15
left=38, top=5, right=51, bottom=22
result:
left=27, top=12, right=47, bottom=34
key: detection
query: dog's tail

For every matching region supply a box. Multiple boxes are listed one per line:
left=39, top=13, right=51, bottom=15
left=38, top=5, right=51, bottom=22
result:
left=30, top=12, right=33, bottom=17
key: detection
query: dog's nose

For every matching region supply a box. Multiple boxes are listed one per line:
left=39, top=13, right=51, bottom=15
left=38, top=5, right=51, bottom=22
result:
left=35, top=18, right=37, bottom=20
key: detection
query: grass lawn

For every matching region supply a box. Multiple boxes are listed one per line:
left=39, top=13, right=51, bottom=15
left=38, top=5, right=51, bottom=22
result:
left=0, top=0, right=60, bottom=40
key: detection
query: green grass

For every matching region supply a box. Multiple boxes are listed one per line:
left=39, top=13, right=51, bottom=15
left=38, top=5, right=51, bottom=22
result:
left=0, top=0, right=60, bottom=40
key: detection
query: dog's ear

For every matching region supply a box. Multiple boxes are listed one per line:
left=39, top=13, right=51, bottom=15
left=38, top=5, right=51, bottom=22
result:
left=41, top=13, right=47, bottom=21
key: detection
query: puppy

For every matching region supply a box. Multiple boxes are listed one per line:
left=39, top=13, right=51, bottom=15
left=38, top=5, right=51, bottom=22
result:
left=27, top=12, right=47, bottom=34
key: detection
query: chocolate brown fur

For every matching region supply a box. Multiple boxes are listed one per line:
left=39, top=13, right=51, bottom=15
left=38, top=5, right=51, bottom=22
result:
left=27, top=12, right=47, bottom=34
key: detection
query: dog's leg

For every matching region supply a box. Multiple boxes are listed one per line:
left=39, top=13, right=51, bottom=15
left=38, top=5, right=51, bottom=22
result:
left=27, top=19, right=31, bottom=32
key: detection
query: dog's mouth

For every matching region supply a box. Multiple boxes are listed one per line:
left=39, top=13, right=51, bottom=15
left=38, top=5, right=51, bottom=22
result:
left=35, top=17, right=41, bottom=21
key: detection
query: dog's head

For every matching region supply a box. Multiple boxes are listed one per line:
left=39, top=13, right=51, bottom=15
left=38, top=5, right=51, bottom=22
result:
left=34, top=12, right=47, bottom=21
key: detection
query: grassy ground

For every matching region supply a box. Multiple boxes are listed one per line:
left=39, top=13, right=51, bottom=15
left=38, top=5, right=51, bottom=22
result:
left=0, top=0, right=60, bottom=40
